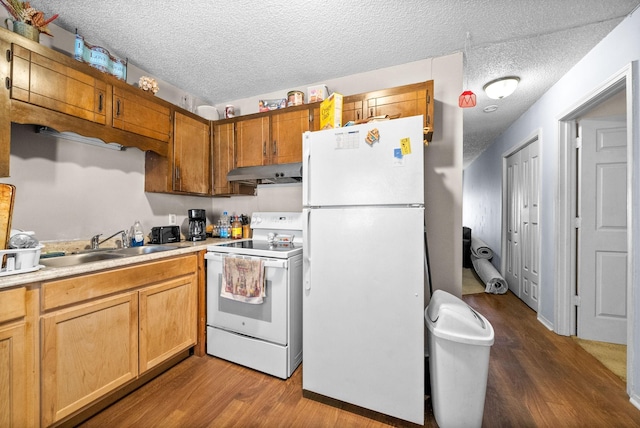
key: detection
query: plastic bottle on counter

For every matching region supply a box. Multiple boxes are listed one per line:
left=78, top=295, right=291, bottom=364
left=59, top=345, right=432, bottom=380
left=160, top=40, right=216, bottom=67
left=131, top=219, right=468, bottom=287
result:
left=130, top=220, right=144, bottom=247
left=231, top=215, right=243, bottom=239
left=220, top=212, right=229, bottom=239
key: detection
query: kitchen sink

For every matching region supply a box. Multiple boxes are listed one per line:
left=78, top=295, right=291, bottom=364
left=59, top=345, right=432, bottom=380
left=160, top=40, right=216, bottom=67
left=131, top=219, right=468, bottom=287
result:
left=40, top=245, right=179, bottom=268
left=108, top=245, right=176, bottom=256
left=40, top=251, right=125, bottom=268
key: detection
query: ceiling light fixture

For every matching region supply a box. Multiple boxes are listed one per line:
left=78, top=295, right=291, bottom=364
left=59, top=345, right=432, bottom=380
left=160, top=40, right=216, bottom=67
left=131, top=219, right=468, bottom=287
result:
left=483, top=76, right=520, bottom=99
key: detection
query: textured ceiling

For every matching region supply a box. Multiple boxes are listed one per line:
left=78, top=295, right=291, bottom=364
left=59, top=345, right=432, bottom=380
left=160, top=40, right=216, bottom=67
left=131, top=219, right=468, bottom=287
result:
left=26, top=0, right=640, bottom=166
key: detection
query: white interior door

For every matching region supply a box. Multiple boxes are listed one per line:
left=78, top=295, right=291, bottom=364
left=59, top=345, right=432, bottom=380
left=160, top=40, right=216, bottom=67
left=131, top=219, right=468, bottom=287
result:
left=504, top=139, right=540, bottom=311
left=505, top=152, right=521, bottom=295
left=577, top=117, right=627, bottom=344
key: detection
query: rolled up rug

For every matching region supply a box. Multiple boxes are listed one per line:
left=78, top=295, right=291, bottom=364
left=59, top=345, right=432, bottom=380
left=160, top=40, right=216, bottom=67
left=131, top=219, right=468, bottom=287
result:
left=471, top=237, right=493, bottom=259
left=471, top=255, right=508, bottom=294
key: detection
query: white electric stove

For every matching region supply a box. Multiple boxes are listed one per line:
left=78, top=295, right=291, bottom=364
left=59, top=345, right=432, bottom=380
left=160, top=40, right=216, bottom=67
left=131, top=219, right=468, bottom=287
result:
left=205, top=212, right=303, bottom=379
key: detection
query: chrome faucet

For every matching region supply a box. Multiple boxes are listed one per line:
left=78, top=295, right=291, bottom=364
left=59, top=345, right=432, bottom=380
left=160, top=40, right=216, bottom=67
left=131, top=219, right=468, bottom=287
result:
left=91, top=230, right=129, bottom=249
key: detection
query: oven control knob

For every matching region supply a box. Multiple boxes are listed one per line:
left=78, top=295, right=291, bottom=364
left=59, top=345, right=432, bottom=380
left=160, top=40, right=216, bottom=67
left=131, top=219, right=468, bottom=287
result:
left=253, top=216, right=262, bottom=225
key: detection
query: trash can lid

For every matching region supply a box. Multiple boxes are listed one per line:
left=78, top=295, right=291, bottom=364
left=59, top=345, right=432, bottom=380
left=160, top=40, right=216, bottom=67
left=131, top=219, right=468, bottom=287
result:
left=425, top=290, right=494, bottom=346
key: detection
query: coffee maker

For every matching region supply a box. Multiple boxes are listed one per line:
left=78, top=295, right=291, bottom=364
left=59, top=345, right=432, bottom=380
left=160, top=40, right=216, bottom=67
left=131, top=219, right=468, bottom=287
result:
left=188, top=209, right=207, bottom=241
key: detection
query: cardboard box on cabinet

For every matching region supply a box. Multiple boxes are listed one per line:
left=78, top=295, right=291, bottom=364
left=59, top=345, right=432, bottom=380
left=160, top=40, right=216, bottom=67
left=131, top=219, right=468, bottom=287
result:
left=319, top=92, right=343, bottom=130
left=307, top=85, right=329, bottom=103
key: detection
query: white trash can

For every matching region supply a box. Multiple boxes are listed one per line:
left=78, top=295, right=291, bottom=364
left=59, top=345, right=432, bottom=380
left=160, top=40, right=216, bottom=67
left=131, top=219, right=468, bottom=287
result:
left=425, top=290, right=494, bottom=428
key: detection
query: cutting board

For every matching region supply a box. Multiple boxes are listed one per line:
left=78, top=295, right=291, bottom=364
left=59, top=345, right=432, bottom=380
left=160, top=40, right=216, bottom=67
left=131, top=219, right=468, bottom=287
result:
left=0, top=184, right=15, bottom=249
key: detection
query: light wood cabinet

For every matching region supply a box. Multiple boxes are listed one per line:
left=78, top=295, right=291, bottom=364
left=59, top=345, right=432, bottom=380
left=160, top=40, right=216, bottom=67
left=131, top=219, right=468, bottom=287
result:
left=145, top=111, right=212, bottom=196
left=172, top=111, right=211, bottom=194
left=41, top=254, right=198, bottom=426
left=236, top=116, right=269, bottom=167
left=1, top=27, right=174, bottom=177
left=270, top=109, right=309, bottom=164
left=139, top=276, right=197, bottom=372
left=235, top=108, right=310, bottom=167
left=112, top=85, right=171, bottom=143
left=0, top=287, right=28, bottom=428
left=11, top=44, right=108, bottom=125
left=212, top=120, right=252, bottom=196
left=342, top=97, right=364, bottom=125
left=0, top=37, right=10, bottom=176
left=363, top=81, right=434, bottom=142
left=41, top=292, right=139, bottom=426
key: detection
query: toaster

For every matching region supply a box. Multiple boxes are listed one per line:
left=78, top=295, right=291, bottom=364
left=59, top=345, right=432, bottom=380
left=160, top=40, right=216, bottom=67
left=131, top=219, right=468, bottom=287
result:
left=150, top=225, right=181, bottom=244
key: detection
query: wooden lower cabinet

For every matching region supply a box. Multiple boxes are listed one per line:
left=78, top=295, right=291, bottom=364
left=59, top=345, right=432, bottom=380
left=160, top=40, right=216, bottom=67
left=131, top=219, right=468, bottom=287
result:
left=41, top=293, right=139, bottom=426
left=40, top=254, right=198, bottom=426
left=0, top=286, right=35, bottom=428
left=139, top=276, right=197, bottom=372
left=0, top=321, right=27, bottom=427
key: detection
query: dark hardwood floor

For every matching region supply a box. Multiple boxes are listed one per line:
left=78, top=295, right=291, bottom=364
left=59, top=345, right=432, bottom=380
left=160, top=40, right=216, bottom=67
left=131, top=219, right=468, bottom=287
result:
left=78, top=291, right=640, bottom=427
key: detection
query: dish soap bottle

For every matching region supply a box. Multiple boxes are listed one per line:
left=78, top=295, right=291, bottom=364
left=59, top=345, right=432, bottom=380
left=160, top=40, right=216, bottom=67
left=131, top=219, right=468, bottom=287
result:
left=130, top=220, right=144, bottom=247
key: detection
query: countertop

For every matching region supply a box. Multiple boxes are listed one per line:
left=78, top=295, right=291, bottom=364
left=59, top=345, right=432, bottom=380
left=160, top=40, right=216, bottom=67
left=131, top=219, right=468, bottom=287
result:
left=0, top=238, right=235, bottom=290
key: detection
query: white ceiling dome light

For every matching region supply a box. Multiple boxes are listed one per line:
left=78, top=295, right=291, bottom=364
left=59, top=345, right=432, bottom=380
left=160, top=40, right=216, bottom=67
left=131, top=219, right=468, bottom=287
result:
left=483, top=76, right=520, bottom=99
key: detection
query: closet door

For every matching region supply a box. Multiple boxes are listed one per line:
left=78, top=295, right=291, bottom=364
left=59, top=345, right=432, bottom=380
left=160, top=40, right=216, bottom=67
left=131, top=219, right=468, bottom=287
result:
left=504, top=138, right=540, bottom=311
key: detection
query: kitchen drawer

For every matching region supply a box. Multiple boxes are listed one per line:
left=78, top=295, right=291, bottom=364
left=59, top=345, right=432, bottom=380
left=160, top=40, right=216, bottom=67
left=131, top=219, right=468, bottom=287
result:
left=0, top=287, right=25, bottom=323
left=42, top=254, right=197, bottom=311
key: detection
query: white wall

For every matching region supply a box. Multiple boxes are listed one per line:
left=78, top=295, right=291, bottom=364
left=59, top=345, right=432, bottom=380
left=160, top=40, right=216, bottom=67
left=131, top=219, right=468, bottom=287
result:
left=462, top=9, right=640, bottom=402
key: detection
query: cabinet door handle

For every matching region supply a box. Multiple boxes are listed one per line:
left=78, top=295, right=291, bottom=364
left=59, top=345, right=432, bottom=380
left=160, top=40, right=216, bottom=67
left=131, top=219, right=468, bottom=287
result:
left=5, top=49, right=12, bottom=62
left=115, top=99, right=121, bottom=117
left=98, top=93, right=104, bottom=112
left=263, top=142, right=266, bottom=156
left=369, top=107, right=374, bottom=117
left=357, top=110, right=361, bottom=120
left=273, top=140, right=277, bottom=155
left=175, top=167, right=180, bottom=181
left=5, top=77, right=10, bottom=90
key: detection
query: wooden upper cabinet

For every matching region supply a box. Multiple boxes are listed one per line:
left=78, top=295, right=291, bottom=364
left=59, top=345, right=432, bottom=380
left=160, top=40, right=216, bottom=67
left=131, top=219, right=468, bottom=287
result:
left=10, top=44, right=107, bottom=125
left=236, top=116, right=269, bottom=167
left=112, top=86, right=171, bottom=142
left=342, top=96, right=364, bottom=124
left=173, top=112, right=211, bottom=195
left=271, top=109, right=309, bottom=164
left=364, top=81, right=434, bottom=142
left=212, top=121, right=236, bottom=195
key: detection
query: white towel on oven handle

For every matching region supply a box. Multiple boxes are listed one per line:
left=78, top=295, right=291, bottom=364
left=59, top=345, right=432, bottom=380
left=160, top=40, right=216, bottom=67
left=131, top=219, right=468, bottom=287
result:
left=221, top=255, right=266, bottom=304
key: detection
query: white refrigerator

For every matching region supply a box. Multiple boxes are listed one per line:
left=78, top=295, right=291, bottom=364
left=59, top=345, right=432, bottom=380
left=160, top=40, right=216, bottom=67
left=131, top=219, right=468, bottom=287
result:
left=302, top=115, right=425, bottom=425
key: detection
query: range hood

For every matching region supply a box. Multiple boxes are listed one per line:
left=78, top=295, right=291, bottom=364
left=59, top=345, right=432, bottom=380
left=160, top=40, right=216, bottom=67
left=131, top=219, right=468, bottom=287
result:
left=227, top=162, right=303, bottom=185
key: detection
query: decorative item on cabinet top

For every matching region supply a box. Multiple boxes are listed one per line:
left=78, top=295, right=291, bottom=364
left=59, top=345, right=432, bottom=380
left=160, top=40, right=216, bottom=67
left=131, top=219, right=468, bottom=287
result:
left=1, top=0, right=58, bottom=41
left=74, top=30, right=127, bottom=81
left=138, top=76, right=159, bottom=94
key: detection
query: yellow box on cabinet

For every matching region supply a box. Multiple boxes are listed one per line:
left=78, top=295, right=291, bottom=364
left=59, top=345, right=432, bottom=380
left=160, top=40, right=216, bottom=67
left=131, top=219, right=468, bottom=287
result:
left=319, top=92, right=343, bottom=130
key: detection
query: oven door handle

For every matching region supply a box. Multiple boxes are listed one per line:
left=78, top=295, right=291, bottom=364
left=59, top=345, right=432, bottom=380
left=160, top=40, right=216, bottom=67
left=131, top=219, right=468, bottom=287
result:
left=263, top=259, right=287, bottom=269
left=205, top=253, right=287, bottom=270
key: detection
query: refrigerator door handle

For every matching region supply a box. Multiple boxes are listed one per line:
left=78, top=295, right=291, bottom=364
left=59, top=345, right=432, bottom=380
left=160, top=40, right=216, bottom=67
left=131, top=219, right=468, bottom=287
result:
left=303, top=208, right=311, bottom=291
left=302, top=132, right=311, bottom=206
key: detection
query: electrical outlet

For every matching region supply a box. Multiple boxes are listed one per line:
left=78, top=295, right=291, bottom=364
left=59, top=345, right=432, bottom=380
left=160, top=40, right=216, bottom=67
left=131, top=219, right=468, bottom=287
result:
left=169, top=214, right=177, bottom=225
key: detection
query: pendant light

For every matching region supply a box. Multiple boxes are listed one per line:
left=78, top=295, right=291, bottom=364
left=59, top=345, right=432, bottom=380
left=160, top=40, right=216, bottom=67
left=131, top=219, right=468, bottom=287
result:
left=459, top=32, right=476, bottom=108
